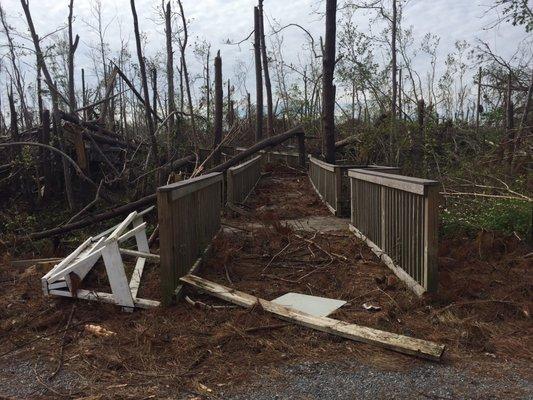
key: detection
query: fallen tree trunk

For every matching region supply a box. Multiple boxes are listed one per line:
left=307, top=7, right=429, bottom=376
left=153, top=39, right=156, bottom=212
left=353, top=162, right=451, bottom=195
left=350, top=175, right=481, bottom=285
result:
left=180, top=274, right=445, bottom=361
left=207, top=125, right=305, bottom=173
left=58, top=111, right=133, bottom=149
left=335, top=135, right=361, bottom=149
left=28, top=155, right=195, bottom=240
left=28, top=127, right=305, bottom=240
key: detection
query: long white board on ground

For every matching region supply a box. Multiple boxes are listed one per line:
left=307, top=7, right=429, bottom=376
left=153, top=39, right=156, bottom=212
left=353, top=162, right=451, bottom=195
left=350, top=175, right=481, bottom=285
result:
left=179, top=274, right=445, bottom=361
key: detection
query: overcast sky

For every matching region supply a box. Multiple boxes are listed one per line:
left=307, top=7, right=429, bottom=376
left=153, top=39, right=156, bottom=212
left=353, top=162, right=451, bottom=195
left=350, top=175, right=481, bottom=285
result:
left=0, top=0, right=530, bottom=105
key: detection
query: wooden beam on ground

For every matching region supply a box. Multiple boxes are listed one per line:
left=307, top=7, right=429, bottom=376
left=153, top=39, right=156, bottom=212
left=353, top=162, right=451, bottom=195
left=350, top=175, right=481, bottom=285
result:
left=179, top=274, right=445, bottom=361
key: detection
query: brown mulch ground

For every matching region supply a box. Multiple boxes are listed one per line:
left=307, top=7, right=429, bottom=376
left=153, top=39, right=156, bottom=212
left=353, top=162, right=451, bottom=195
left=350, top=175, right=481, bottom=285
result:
left=0, top=164, right=531, bottom=399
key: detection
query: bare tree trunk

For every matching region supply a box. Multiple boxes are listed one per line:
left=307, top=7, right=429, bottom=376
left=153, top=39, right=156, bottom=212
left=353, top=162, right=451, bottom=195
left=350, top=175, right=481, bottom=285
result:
left=258, top=0, right=274, bottom=136
left=506, top=72, right=515, bottom=166
left=247, top=92, right=252, bottom=133
left=178, top=62, right=184, bottom=113
left=152, top=68, right=158, bottom=119
left=303, top=69, right=308, bottom=120
left=227, top=80, right=234, bottom=127
left=415, top=99, right=425, bottom=171
left=398, top=67, right=402, bottom=121
left=41, top=109, right=52, bottom=196
left=165, top=1, right=176, bottom=136
left=322, top=0, right=336, bottom=163
left=130, top=0, right=159, bottom=169
left=81, top=68, right=87, bottom=120
left=205, top=47, right=211, bottom=130
left=475, top=66, right=482, bottom=137
left=254, top=6, right=263, bottom=142
left=519, top=69, right=533, bottom=130
left=0, top=5, right=30, bottom=128
left=99, top=67, right=118, bottom=126
left=67, top=0, right=79, bottom=113
left=21, top=0, right=74, bottom=208
left=390, top=0, right=398, bottom=163
left=37, top=64, right=43, bottom=121
left=8, top=89, right=20, bottom=161
left=213, top=51, right=223, bottom=164
left=53, top=86, right=75, bottom=210
left=177, top=0, right=197, bottom=139
left=20, top=0, right=66, bottom=104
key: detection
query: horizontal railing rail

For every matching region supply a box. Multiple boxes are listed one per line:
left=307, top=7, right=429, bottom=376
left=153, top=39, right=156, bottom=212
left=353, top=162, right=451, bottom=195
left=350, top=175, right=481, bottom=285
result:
left=157, top=172, right=223, bottom=304
left=235, top=147, right=301, bottom=168
left=227, top=155, right=263, bottom=206
left=308, top=156, right=400, bottom=216
left=348, top=169, right=439, bottom=295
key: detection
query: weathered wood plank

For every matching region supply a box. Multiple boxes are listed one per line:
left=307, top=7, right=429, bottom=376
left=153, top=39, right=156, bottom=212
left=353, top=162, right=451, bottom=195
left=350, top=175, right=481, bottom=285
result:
left=349, top=223, right=426, bottom=296
left=180, top=274, right=445, bottom=361
left=348, top=169, right=438, bottom=195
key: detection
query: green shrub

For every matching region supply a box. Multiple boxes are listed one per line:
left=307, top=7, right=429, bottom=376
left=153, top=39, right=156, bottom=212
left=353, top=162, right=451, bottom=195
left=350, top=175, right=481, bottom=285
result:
left=441, top=197, right=531, bottom=238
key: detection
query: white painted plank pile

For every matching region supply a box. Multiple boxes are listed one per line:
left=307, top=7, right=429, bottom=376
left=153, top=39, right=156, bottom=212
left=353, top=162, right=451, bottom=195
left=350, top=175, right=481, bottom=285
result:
left=42, top=209, right=160, bottom=311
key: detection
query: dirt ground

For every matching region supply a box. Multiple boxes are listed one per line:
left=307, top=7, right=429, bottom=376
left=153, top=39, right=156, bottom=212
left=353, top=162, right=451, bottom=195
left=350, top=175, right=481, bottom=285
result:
left=0, top=165, right=531, bottom=399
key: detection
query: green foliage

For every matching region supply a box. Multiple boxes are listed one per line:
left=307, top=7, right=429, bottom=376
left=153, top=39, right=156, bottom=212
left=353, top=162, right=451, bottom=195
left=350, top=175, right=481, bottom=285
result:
left=495, top=0, right=533, bottom=32
left=441, top=197, right=531, bottom=238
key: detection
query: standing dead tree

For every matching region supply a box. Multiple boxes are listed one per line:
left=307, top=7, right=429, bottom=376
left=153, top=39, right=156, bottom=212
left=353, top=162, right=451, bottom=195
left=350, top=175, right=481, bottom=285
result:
left=130, top=0, right=160, bottom=170
left=213, top=51, right=223, bottom=164
left=67, top=0, right=80, bottom=113
left=322, top=0, right=337, bottom=163
left=0, top=4, right=30, bottom=128
left=254, top=6, right=263, bottom=142
left=390, top=0, right=398, bottom=162
left=165, top=1, right=176, bottom=138
left=20, top=0, right=75, bottom=209
left=177, top=0, right=197, bottom=140
left=258, top=0, right=274, bottom=136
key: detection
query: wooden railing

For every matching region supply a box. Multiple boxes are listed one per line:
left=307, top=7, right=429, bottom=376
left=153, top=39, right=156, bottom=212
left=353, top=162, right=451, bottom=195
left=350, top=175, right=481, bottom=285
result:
left=265, top=150, right=301, bottom=167
left=157, top=172, right=223, bottom=304
left=235, top=147, right=301, bottom=168
left=198, top=145, right=235, bottom=167
left=348, top=169, right=440, bottom=295
left=227, top=155, right=263, bottom=206
left=308, top=156, right=399, bottom=216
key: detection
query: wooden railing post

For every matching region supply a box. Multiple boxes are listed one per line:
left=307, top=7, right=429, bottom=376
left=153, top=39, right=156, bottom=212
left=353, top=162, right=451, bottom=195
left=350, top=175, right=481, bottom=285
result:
left=424, top=185, right=439, bottom=292
left=157, top=190, right=175, bottom=306
left=298, top=132, right=306, bottom=167
left=334, top=166, right=342, bottom=215
left=226, top=169, right=235, bottom=205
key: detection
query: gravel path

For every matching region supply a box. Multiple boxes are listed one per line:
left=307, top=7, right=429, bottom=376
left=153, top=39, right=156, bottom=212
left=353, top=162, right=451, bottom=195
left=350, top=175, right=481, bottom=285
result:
left=223, top=360, right=533, bottom=400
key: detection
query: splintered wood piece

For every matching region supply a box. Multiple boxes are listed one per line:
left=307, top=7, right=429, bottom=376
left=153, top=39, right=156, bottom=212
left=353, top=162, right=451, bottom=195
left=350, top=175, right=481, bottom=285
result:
left=180, top=274, right=445, bottom=361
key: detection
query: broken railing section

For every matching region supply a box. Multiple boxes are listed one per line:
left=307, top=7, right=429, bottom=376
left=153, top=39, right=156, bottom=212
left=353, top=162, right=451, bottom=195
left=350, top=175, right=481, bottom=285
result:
left=226, top=154, right=263, bottom=207
left=348, top=169, right=440, bottom=295
left=42, top=209, right=160, bottom=311
left=180, top=274, right=445, bottom=361
left=157, top=172, right=223, bottom=305
left=308, top=155, right=400, bottom=217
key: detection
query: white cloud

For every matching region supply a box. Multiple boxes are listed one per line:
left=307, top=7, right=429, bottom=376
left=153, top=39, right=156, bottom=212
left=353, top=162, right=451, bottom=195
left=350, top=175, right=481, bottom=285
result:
left=0, top=0, right=529, bottom=106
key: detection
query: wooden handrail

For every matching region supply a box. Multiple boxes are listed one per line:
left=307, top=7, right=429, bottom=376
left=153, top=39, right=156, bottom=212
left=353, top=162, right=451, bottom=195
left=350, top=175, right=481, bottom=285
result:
left=158, top=172, right=223, bottom=200
left=348, top=169, right=438, bottom=195
left=228, top=155, right=262, bottom=173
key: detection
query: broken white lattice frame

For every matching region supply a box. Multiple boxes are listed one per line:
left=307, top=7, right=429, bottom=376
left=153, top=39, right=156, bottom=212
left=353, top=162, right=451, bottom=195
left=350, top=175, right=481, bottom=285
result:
left=42, top=208, right=160, bottom=311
